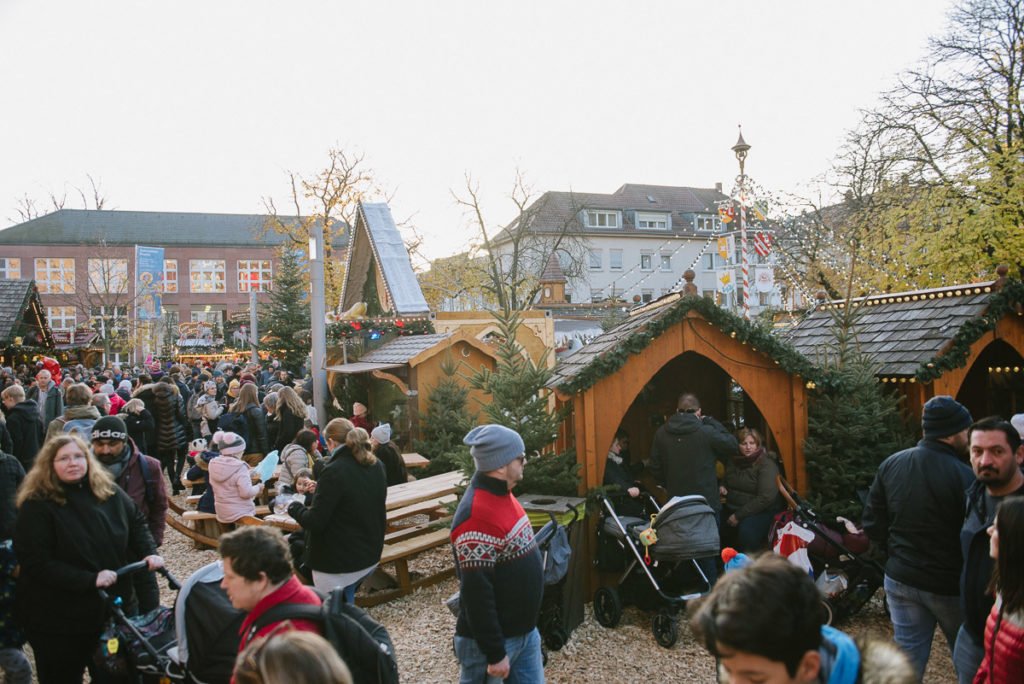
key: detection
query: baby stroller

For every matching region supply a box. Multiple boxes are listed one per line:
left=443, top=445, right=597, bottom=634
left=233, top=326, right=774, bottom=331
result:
left=533, top=506, right=581, bottom=653
left=771, top=476, right=885, bottom=625
left=94, top=560, right=181, bottom=683
left=594, top=492, right=719, bottom=647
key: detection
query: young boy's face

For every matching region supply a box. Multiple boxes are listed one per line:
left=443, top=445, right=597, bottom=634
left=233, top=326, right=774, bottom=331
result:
left=717, top=646, right=819, bottom=684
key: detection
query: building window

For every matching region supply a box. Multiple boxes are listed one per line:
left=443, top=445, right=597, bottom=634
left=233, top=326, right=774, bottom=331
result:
left=237, top=260, right=272, bottom=292
left=590, top=288, right=605, bottom=303
left=589, top=249, right=602, bottom=271
left=637, top=212, right=669, bottom=230
left=640, top=252, right=653, bottom=271
left=191, top=309, right=223, bottom=326
left=609, top=249, right=623, bottom=271
left=87, top=258, right=129, bottom=294
left=0, top=258, right=20, bottom=279
left=189, top=259, right=226, bottom=293
left=702, top=289, right=716, bottom=300
left=660, top=253, right=672, bottom=271
left=89, top=306, right=128, bottom=341
left=695, top=215, right=722, bottom=232
left=162, top=260, right=178, bottom=294
left=641, top=289, right=654, bottom=303
left=759, top=292, right=771, bottom=306
left=47, top=306, right=77, bottom=331
left=586, top=210, right=619, bottom=229
left=34, top=258, right=75, bottom=294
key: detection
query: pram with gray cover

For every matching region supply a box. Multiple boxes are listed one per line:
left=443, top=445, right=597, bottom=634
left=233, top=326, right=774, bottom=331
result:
left=593, top=492, right=719, bottom=647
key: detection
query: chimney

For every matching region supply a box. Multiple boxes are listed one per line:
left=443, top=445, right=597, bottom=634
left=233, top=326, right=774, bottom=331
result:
left=715, top=182, right=723, bottom=193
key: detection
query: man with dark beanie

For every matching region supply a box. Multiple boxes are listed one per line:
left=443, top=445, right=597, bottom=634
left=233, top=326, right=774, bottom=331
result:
left=91, top=415, right=168, bottom=612
left=862, top=395, right=975, bottom=680
left=450, top=424, right=544, bottom=683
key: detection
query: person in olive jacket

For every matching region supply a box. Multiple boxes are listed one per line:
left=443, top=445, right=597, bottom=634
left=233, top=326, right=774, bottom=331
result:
left=288, top=418, right=386, bottom=604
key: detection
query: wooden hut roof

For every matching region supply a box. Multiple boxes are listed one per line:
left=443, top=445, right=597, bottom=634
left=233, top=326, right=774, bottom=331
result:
left=783, top=281, right=999, bottom=377
left=0, top=279, right=54, bottom=347
left=358, top=330, right=499, bottom=368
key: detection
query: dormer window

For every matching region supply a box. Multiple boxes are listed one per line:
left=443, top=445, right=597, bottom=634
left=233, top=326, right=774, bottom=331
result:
left=695, top=215, right=722, bottom=232
left=637, top=212, right=670, bottom=230
left=586, top=210, right=619, bottom=228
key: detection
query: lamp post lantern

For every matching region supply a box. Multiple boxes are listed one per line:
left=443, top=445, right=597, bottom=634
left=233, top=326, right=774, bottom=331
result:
left=732, top=127, right=752, bottom=320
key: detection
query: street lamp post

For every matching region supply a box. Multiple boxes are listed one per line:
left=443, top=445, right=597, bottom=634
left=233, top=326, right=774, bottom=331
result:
left=309, top=232, right=328, bottom=428
left=732, top=128, right=752, bottom=321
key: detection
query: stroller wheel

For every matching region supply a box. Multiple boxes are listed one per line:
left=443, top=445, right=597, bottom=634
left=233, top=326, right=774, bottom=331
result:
left=652, top=608, right=679, bottom=648
left=821, top=598, right=835, bottom=626
left=544, top=626, right=568, bottom=651
left=593, top=587, right=623, bottom=628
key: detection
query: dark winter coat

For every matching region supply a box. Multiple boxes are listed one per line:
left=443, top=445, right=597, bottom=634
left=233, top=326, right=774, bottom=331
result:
left=144, top=383, right=191, bottom=455
left=862, top=438, right=975, bottom=595
left=648, top=412, right=737, bottom=512
left=374, top=441, right=408, bottom=487
left=274, top=404, right=305, bottom=453
left=960, top=479, right=1024, bottom=644
left=4, top=401, right=44, bottom=471
left=0, top=452, right=25, bottom=540
left=0, top=423, right=11, bottom=456
left=26, top=381, right=63, bottom=427
left=14, top=483, right=156, bottom=635
left=723, top=452, right=783, bottom=520
left=288, top=445, right=387, bottom=573
left=120, top=408, right=156, bottom=456
left=109, top=439, right=169, bottom=546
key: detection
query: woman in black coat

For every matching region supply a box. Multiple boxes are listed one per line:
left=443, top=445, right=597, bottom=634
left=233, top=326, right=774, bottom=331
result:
left=14, top=434, right=162, bottom=683
left=288, top=418, right=386, bottom=603
left=119, top=398, right=156, bottom=456
left=220, top=383, right=268, bottom=465
left=274, top=386, right=307, bottom=453
left=138, top=379, right=191, bottom=493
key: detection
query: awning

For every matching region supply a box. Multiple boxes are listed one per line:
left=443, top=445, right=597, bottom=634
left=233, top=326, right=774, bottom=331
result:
left=326, top=362, right=404, bottom=375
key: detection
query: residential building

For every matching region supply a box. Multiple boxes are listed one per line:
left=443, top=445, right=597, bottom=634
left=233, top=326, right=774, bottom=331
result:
left=0, top=209, right=346, bottom=364
left=491, top=183, right=784, bottom=315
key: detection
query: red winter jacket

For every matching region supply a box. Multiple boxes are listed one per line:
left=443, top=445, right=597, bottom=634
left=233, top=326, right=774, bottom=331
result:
left=974, top=598, right=1024, bottom=683
left=237, top=576, right=321, bottom=651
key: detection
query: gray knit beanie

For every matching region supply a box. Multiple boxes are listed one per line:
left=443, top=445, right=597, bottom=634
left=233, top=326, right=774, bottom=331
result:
left=922, top=395, right=972, bottom=440
left=464, top=424, right=525, bottom=472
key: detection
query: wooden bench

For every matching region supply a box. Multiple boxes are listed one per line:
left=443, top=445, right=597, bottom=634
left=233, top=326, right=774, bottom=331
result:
left=170, top=506, right=271, bottom=548
left=386, top=494, right=455, bottom=528
left=358, top=527, right=454, bottom=608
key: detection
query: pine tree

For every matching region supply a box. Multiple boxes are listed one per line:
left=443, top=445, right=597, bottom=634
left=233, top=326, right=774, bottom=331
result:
left=469, top=309, right=580, bottom=496
left=415, top=355, right=475, bottom=477
left=804, top=295, right=913, bottom=519
left=261, top=247, right=311, bottom=373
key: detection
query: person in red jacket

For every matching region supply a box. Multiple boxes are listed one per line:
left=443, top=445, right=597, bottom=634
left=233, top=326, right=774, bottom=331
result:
left=218, top=526, right=321, bottom=652
left=974, top=497, right=1024, bottom=683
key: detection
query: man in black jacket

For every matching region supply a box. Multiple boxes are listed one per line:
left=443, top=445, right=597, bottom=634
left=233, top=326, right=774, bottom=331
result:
left=952, top=417, right=1024, bottom=683
left=1, top=386, right=43, bottom=471
left=648, top=392, right=736, bottom=586
left=862, top=395, right=975, bottom=681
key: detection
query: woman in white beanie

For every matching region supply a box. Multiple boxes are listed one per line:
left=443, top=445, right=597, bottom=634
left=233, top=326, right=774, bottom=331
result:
left=370, top=423, right=407, bottom=486
left=207, top=430, right=264, bottom=524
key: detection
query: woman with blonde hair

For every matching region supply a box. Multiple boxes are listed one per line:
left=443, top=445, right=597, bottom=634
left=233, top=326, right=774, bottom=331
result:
left=233, top=630, right=352, bottom=684
left=274, top=386, right=307, bottom=452
left=222, top=383, right=269, bottom=466
left=287, top=418, right=386, bottom=603
left=13, top=434, right=162, bottom=683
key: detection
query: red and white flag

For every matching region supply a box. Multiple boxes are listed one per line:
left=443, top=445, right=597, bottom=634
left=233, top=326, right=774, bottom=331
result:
left=754, top=231, right=772, bottom=257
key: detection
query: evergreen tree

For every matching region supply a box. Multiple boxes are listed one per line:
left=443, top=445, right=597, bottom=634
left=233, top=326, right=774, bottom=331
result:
left=261, top=246, right=311, bottom=373
left=415, top=355, right=475, bottom=477
left=804, top=299, right=913, bottom=519
left=470, top=309, right=580, bottom=496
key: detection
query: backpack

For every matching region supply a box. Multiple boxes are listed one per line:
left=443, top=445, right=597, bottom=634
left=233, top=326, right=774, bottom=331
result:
left=62, top=417, right=97, bottom=442
left=247, top=590, right=399, bottom=684
left=135, top=452, right=160, bottom=508
left=218, top=410, right=250, bottom=444
left=186, top=393, right=203, bottom=421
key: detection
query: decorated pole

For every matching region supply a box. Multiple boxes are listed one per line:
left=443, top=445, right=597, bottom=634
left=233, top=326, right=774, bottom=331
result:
left=732, top=127, right=752, bottom=320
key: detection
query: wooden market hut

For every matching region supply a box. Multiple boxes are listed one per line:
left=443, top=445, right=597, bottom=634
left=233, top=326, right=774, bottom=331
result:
left=327, top=330, right=499, bottom=447
left=0, top=279, right=55, bottom=366
left=785, top=272, right=1024, bottom=430
left=550, top=278, right=817, bottom=496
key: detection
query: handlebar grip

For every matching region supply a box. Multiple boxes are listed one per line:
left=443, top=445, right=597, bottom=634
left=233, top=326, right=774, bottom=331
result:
left=115, top=560, right=150, bottom=578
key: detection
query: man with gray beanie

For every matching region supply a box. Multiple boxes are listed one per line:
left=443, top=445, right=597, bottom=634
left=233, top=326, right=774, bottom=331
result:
left=450, top=424, right=544, bottom=683
left=862, top=395, right=976, bottom=680
left=91, top=415, right=168, bottom=612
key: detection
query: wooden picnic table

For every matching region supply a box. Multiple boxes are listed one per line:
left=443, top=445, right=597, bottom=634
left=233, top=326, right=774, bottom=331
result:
left=402, top=452, right=429, bottom=469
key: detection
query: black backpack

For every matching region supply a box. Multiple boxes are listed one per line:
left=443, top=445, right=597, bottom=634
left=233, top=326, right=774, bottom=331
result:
left=247, top=590, right=398, bottom=684
left=218, top=410, right=250, bottom=444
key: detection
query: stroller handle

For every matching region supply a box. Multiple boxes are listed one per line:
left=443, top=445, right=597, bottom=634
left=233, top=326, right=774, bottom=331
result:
left=776, top=475, right=801, bottom=512
left=113, top=560, right=182, bottom=591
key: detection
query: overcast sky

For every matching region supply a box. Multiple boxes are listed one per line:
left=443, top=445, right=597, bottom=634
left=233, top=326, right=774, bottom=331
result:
left=0, top=1, right=953, bottom=263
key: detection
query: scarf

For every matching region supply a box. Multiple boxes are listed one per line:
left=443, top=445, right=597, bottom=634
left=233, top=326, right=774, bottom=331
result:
left=733, top=446, right=764, bottom=468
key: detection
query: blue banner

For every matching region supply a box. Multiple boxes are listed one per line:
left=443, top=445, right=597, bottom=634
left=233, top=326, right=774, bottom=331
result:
left=135, top=245, right=164, bottom=320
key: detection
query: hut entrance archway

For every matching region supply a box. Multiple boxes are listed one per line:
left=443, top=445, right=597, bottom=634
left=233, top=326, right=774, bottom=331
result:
left=564, top=311, right=809, bottom=495
left=954, top=339, right=1024, bottom=418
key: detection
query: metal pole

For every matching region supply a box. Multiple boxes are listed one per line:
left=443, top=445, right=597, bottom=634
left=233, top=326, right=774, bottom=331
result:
left=249, top=289, right=258, bottom=364
left=309, top=232, right=328, bottom=427
left=739, top=179, right=750, bottom=320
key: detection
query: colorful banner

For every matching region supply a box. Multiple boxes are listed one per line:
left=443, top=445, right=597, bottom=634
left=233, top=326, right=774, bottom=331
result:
left=135, top=245, right=164, bottom=320
left=755, top=266, right=775, bottom=293
left=718, top=205, right=735, bottom=224
left=717, top=269, right=735, bottom=295
left=717, top=235, right=736, bottom=261
left=754, top=231, right=773, bottom=257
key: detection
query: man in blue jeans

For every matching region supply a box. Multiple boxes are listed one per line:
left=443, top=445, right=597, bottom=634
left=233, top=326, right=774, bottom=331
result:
left=863, top=395, right=975, bottom=680
left=451, top=425, right=544, bottom=683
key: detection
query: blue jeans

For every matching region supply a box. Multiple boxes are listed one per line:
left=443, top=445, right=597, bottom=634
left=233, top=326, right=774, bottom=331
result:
left=454, top=628, right=544, bottom=684
left=952, top=624, right=984, bottom=684
left=883, top=575, right=962, bottom=681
